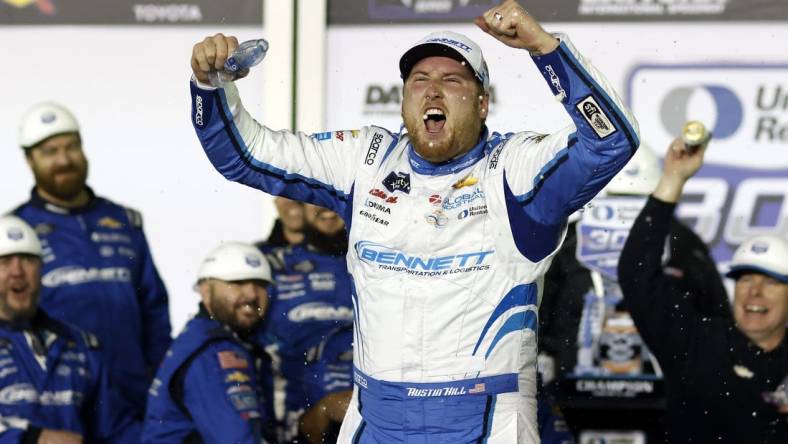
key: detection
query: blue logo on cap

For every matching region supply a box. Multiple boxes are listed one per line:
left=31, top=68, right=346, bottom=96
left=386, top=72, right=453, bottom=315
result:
left=7, top=228, right=23, bottom=241
left=750, top=242, right=769, bottom=254
left=245, top=255, right=261, bottom=267
left=41, top=112, right=56, bottom=124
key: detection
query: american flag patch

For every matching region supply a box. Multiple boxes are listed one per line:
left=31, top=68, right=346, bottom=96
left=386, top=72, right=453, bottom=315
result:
left=218, top=351, right=249, bottom=369
left=468, top=383, right=486, bottom=394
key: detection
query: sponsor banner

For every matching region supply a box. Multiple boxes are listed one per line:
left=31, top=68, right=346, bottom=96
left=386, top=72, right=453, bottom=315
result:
left=329, top=0, right=788, bottom=23
left=563, top=375, right=664, bottom=399
left=629, top=63, right=788, bottom=266
left=0, top=0, right=262, bottom=25
left=576, top=197, right=648, bottom=280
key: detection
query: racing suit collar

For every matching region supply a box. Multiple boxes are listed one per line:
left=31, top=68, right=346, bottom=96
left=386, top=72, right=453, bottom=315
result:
left=28, top=186, right=98, bottom=215
left=407, top=127, right=489, bottom=176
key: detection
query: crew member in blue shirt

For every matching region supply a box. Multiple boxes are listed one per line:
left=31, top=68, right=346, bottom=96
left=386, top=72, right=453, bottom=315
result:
left=142, top=241, right=274, bottom=444
left=11, top=102, right=171, bottom=418
left=0, top=215, right=140, bottom=443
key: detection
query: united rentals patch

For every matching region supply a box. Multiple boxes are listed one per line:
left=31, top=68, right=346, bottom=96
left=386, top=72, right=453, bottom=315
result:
left=576, top=95, right=617, bottom=139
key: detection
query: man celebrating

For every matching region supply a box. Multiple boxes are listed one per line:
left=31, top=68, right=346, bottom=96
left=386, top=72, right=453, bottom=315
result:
left=11, top=101, right=172, bottom=418
left=189, top=0, right=639, bottom=441
left=0, top=215, right=140, bottom=443
left=618, top=137, right=788, bottom=443
left=142, top=242, right=274, bottom=443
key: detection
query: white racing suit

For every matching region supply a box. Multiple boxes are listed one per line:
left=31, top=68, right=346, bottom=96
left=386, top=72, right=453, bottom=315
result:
left=190, top=34, right=639, bottom=443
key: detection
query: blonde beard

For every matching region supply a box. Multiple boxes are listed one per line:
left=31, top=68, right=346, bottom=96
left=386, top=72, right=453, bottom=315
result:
left=404, top=117, right=483, bottom=163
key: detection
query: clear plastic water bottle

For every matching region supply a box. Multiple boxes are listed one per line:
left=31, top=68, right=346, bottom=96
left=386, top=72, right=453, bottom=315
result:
left=208, top=38, right=269, bottom=87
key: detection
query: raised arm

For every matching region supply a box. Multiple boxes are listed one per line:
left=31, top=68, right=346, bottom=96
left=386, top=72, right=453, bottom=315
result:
left=189, top=34, right=393, bottom=216
left=477, top=1, right=640, bottom=262
left=617, top=137, right=710, bottom=366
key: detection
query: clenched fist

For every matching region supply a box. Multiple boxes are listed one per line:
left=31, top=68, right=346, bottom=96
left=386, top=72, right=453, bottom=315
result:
left=191, top=33, right=248, bottom=84
left=475, top=0, right=558, bottom=54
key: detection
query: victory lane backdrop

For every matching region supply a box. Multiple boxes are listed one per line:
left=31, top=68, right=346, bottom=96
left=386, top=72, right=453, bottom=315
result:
left=324, top=15, right=788, bottom=287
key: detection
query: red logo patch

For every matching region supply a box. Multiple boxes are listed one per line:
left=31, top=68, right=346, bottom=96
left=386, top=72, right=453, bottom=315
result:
left=429, top=194, right=442, bottom=205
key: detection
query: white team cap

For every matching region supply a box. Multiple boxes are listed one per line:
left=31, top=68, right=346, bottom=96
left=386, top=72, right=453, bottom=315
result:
left=197, top=242, right=272, bottom=284
left=603, top=143, right=661, bottom=196
left=0, top=215, right=42, bottom=257
left=726, top=235, right=788, bottom=283
left=19, top=102, right=80, bottom=149
left=399, top=31, right=490, bottom=91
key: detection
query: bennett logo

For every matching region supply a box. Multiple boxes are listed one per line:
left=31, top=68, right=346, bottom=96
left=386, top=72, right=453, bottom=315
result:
left=194, top=95, right=204, bottom=127
left=366, top=133, right=384, bottom=165
left=576, top=95, right=617, bottom=139
left=425, top=37, right=471, bottom=53
left=355, top=240, right=493, bottom=274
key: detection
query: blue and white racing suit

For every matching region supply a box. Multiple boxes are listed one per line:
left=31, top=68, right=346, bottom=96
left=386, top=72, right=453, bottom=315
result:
left=0, top=310, right=140, bottom=443
left=13, top=189, right=172, bottom=417
left=190, top=35, right=639, bottom=443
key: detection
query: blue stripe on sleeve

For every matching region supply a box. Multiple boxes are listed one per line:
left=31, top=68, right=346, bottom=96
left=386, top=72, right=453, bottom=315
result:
left=192, top=83, right=349, bottom=215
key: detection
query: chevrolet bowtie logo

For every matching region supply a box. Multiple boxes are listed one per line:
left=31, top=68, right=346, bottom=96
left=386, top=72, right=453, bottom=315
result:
left=452, top=175, right=479, bottom=189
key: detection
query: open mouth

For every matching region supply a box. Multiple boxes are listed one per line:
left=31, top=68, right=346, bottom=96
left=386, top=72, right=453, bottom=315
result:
left=423, top=108, right=446, bottom=134
left=744, top=304, right=768, bottom=314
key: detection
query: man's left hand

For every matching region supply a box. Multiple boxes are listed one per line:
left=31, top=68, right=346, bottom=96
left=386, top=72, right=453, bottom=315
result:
left=475, top=0, right=559, bottom=54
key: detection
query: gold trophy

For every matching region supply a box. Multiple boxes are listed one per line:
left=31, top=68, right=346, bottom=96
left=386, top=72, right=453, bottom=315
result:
left=681, top=121, right=711, bottom=152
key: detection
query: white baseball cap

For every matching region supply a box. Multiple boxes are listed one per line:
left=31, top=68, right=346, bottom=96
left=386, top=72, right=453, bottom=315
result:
left=197, top=242, right=272, bottom=284
left=0, top=215, right=42, bottom=258
left=399, top=31, right=490, bottom=91
left=603, top=143, right=661, bottom=196
left=726, top=235, right=788, bottom=283
left=19, top=102, right=80, bottom=149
